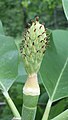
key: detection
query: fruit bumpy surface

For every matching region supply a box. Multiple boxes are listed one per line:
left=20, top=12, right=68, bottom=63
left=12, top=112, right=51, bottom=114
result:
left=20, top=18, right=47, bottom=75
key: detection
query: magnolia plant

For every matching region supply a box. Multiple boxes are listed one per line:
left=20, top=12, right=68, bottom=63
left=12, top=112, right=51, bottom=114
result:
left=0, top=3, right=68, bottom=119
left=19, top=17, right=48, bottom=120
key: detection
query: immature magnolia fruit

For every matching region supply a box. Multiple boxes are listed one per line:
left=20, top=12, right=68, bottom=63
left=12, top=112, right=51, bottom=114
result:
left=20, top=17, right=48, bottom=75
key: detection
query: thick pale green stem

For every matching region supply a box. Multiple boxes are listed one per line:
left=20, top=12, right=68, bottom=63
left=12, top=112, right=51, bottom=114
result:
left=22, top=94, right=38, bottom=120
left=2, top=91, right=21, bottom=119
left=22, top=105, right=36, bottom=120
left=22, top=73, right=40, bottom=120
left=42, top=99, right=52, bottom=120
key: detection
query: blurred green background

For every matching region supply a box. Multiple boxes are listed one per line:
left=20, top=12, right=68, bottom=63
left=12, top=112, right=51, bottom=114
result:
left=0, top=0, right=68, bottom=120
left=0, top=0, right=68, bottom=37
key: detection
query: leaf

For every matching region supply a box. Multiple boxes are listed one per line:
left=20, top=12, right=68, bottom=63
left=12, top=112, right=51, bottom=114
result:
left=51, top=109, right=68, bottom=120
left=62, top=0, right=68, bottom=20
left=40, top=30, right=68, bottom=102
left=0, top=34, right=18, bottom=91
left=0, top=21, right=4, bottom=35
left=49, top=99, right=67, bottom=119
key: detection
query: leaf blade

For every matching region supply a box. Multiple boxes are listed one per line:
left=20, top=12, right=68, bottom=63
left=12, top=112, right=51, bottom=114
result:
left=51, top=57, right=68, bottom=101
left=0, top=34, right=18, bottom=91
left=51, top=109, right=68, bottom=120
left=40, top=30, right=68, bottom=102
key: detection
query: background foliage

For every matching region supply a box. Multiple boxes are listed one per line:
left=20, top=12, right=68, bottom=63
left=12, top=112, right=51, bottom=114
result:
left=0, top=0, right=68, bottom=37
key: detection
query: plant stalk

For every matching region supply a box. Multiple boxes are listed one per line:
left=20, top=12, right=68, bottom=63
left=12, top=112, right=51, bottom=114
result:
left=2, top=90, right=21, bottom=118
left=42, top=99, right=52, bottom=120
left=22, top=73, right=40, bottom=120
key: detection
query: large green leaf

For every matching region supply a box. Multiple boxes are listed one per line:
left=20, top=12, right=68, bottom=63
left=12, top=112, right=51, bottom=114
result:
left=40, top=30, right=68, bottom=102
left=0, top=34, right=18, bottom=91
left=0, top=21, right=4, bottom=35
left=62, top=0, right=68, bottom=20
left=49, top=99, right=67, bottom=119
left=51, top=109, right=68, bottom=120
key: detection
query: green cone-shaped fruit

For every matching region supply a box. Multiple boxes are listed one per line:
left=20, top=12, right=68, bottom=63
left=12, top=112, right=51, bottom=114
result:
left=20, top=17, right=47, bottom=75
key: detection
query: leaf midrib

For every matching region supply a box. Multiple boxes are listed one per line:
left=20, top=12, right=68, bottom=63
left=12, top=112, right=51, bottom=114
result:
left=0, top=81, right=6, bottom=91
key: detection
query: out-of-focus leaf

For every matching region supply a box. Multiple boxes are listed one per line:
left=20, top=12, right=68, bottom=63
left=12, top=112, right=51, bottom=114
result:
left=39, top=92, right=48, bottom=105
left=21, top=1, right=29, bottom=8
left=0, top=21, right=4, bottom=35
left=0, top=34, right=18, bottom=91
left=62, top=0, right=68, bottom=20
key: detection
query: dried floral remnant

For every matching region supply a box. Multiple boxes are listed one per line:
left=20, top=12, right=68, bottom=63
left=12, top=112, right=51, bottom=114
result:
left=20, top=17, right=49, bottom=74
